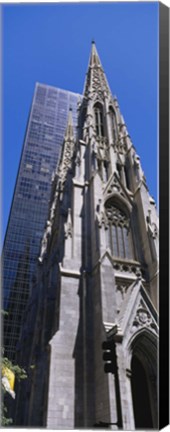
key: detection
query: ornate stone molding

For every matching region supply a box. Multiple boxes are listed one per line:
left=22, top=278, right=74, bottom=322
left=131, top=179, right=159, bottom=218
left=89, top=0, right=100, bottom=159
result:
left=147, top=210, right=158, bottom=240
left=113, top=259, right=142, bottom=278
left=96, top=199, right=108, bottom=229
left=103, top=173, right=133, bottom=208
left=116, top=283, right=130, bottom=314
left=59, top=263, right=81, bottom=279
left=58, top=138, right=74, bottom=184
left=116, top=284, right=128, bottom=299
left=131, top=300, right=158, bottom=335
left=113, top=137, right=127, bottom=155
left=96, top=209, right=108, bottom=229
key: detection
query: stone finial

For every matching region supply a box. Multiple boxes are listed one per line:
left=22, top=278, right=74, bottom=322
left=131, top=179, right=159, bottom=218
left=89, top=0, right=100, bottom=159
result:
left=64, top=107, right=74, bottom=141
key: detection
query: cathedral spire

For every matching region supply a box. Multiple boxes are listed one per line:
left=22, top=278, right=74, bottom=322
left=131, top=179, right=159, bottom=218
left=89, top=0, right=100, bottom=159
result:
left=83, top=41, right=111, bottom=99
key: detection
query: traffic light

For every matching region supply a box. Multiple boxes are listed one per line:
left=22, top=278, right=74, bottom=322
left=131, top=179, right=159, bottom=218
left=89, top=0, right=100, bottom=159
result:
left=102, top=340, right=114, bottom=373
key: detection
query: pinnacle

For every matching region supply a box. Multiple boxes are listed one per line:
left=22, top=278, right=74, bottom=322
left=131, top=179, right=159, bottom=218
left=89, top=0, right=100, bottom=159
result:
left=89, top=41, right=102, bottom=68
left=83, top=42, right=112, bottom=98
left=65, top=107, right=74, bottom=140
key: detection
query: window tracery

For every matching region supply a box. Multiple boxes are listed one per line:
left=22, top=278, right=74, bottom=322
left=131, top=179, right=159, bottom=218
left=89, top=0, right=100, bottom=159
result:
left=105, top=203, right=133, bottom=259
left=109, top=106, right=117, bottom=143
left=94, top=103, right=104, bottom=137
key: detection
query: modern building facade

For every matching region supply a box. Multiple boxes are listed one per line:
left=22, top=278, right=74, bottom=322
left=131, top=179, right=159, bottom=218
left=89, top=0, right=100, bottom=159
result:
left=14, top=43, right=159, bottom=429
left=3, top=84, right=81, bottom=360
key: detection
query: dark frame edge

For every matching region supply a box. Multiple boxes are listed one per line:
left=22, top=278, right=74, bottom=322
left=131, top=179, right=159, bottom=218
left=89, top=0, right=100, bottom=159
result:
left=159, top=1, right=169, bottom=430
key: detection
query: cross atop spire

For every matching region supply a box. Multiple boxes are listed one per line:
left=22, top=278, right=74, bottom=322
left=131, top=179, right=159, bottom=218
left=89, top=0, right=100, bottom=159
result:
left=83, top=42, right=111, bottom=99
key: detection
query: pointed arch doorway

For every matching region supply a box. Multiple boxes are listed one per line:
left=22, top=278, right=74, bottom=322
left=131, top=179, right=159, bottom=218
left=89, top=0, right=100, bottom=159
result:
left=130, top=329, right=158, bottom=429
left=131, top=354, right=153, bottom=428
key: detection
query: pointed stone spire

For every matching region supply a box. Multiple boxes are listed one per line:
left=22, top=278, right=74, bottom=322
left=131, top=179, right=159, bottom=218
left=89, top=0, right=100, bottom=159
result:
left=57, top=107, right=75, bottom=184
left=83, top=41, right=111, bottom=99
left=42, top=108, right=75, bottom=232
left=89, top=40, right=103, bottom=68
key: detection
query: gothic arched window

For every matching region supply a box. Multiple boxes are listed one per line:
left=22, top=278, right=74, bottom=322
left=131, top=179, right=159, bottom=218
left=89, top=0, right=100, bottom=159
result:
left=109, top=106, right=117, bottom=142
left=94, top=103, right=104, bottom=137
left=105, top=203, right=133, bottom=259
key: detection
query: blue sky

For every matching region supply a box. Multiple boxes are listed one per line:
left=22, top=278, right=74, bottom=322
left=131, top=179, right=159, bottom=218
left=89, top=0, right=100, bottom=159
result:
left=2, top=2, right=159, bottom=244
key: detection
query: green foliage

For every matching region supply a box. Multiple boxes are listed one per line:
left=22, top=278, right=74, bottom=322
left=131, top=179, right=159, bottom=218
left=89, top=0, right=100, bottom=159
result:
left=2, top=356, right=27, bottom=381
left=1, top=402, right=13, bottom=426
left=1, top=312, right=27, bottom=426
left=1, top=357, right=27, bottom=426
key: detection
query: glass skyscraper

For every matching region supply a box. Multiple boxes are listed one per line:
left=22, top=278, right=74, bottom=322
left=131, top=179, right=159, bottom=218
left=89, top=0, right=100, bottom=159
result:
left=3, top=83, right=81, bottom=360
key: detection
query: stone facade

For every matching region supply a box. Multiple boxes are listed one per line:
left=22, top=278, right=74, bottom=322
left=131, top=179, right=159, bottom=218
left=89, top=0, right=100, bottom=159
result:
left=15, top=42, right=159, bottom=429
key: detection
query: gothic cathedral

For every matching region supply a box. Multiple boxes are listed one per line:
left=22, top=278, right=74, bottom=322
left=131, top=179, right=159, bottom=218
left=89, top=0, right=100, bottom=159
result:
left=16, top=42, right=159, bottom=429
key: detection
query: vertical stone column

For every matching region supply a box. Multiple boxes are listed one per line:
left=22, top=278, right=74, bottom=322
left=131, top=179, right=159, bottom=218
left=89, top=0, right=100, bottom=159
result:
left=70, top=141, right=86, bottom=270
left=105, top=97, right=117, bottom=174
left=126, top=145, right=138, bottom=193
left=47, top=275, right=80, bottom=429
left=115, top=344, right=135, bottom=430
left=107, top=373, right=120, bottom=429
left=63, top=208, right=73, bottom=261
left=119, top=163, right=126, bottom=187
left=104, top=97, right=113, bottom=146
left=71, top=181, right=84, bottom=269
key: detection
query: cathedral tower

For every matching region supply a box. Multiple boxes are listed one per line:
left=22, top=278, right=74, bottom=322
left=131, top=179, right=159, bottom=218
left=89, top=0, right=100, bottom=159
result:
left=15, top=42, right=159, bottom=429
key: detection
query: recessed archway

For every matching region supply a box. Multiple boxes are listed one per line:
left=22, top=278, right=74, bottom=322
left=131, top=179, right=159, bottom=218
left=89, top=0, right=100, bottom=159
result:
left=129, top=329, right=158, bottom=429
left=131, top=354, right=153, bottom=428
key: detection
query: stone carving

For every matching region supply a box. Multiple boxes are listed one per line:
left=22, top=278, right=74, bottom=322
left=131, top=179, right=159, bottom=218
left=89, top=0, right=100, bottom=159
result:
left=133, top=153, right=147, bottom=184
left=97, top=210, right=108, bottom=228
left=38, top=220, right=52, bottom=263
left=92, top=137, right=110, bottom=172
left=151, top=223, right=158, bottom=239
left=113, top=136, right=127, bottom=155
left=91, top=141, right=98, bottom=172
left=64, top=209, right=72, bottom=239
left=59, top=140, right=74, bottom=184
left=147, top=210, right=159, bottom=242
left=104, top=173, right=127, bottom=201
left=147, top=220, right=158, bottom=240
left=116, top=284, right=129, bottom=313
left=75, top=149, right=81, bottom=177
left=96, top=200, right=108, bottom=229
left=75, top=151, right=81, bottom=167
left=116, top=284, right=128, bottom=299
left=134, top=153, right=140, bottom=168
left=113, top=260, right=142, bottom=277
left=50, top=189, right=59, bottom=221
left=136, top=308, right=152, bottom=325
left=132, top=301, right=158, bottom=334
left=96, top=136, right=108, bottom=150
left=92, top=67, right=109, bottom=99
left=84, top=62, right=110, bottom=100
